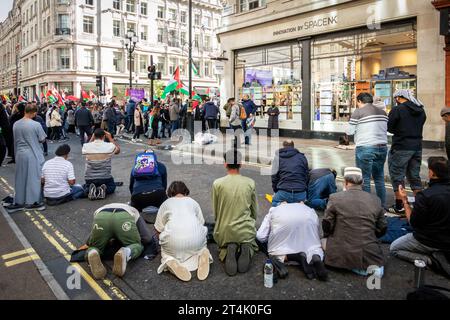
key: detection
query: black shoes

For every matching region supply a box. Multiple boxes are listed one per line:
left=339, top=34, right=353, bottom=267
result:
left=238, top=244, right=252, bottom=274
left=225, top=243, right=238, bottom=276
left=269, top=255, right=289, bottom=279
left=311, top=255, right=329, bottom=281
left=287, top=253, right=328, bottom=281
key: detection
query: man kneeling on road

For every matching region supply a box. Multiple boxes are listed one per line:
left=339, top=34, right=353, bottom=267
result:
left=86, top=203, right=144, bottom=279
left=41, top=144, right=85, bottom=206
left=307, top=168, right=337, bottom=211
left=82, top=129, right=121, bottom=200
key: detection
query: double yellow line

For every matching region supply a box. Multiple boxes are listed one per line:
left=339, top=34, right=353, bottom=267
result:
left=2, top=248, right=40, bottom=267
left=0, top=179, right=128, bottom=300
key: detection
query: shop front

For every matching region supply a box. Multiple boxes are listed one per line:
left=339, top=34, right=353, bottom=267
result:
left=218, top=0, right=445, bottom=144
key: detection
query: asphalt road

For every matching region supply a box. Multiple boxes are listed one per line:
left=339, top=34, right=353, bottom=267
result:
left=0, top=133, right=448, bottom=300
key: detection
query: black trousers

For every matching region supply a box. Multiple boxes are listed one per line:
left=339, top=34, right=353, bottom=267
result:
left=133, top=126, right=142, bottom=139
left=78, top=125, right=93, bottom=146
left=130, top=189, right=168, bottom=212
left=0, top=136, right=6, bottom=166
left=207, top=119, right=217, bottom=131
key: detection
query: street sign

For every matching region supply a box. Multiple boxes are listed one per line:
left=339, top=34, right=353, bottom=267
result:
left=440, top=8, right=450, bottom=36
left=214, top=61, right=225, bottom=75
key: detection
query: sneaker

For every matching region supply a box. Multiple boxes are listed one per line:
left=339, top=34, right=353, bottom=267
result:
left=197, top=248, right=210, bottom=281
left=87, top=249, right=107, bottom=280
left=166, top=259, right=191, bottom=282
left=43, top=152, right=48, bottom=157
left=238, top=243, right=252, bottom=273
left=225, top=243, right=238, bottom=276
left=137, top=139, right=143, bottom=142
left=25, top=202, right=46, bottom=211
left=97, top=184, right=107, bottom=200
left=88, top=184, right=97, bottom=201
left=112, top=248, right=130, bottom=278
left=6, top=203, right=25, bottom=213
left=131, top=139, right=137, bottom=143
left=388, top=205, right=406, bottom=216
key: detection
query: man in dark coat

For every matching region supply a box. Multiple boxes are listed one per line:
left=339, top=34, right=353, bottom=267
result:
left=441, top=107, right=450, bottom=160
left=203, top=97, right=219, bottom=130
left=323, top=167, right=387, bottom=276
left=271, top=140, right=309, bottom=207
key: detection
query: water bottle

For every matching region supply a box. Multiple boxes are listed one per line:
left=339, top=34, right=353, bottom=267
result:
left=264, top=259, right=274, bottom=288
left=414, top=259, right=426, bottom=288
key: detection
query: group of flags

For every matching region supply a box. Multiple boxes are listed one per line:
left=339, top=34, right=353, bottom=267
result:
left=1, top=88, right=99, bottom=105
left=161, top=66, right=203, bottom=103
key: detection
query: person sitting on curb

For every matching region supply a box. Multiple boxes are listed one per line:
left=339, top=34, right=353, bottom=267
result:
left=129, top=149, right=168, bottom=212
left=82, top=129, right=120, bottom=200
left=271, top=140, right=309, bottom=207
left=41, top=144, right=85, bottom=206
left=322, top=167, right=387, bottom=277
left=212, top=149, right=258, bottom=276
left=390, top=157, right=450, bottom=272
left=85, top=203, right=145, bottom=279
left=155, top=181, right=212, bottom=282
left=307, top=168, right=337, bottom=211
left=257, top=201, right=328, bottom=281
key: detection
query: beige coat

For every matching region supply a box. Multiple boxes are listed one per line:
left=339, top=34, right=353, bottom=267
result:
left=49, top=109, right=62, bottom=127
left=134, top=108, right=143, bottom=126
left=323, top=185, right=387, bottom=270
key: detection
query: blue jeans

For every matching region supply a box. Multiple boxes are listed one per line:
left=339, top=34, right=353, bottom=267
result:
left=307, top=173, right=337, bottom=210
left=45, top=185, right=85, bottom=206
left=70, top=185, right=86, bottom=199
left=171, top=120, right=179, bottom=133
left=355, top=146, right=387, bottom=207
left=272, top=190, right=307, bottom=207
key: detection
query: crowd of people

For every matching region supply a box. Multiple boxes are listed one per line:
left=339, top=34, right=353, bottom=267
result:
left=0, top=88, right=449, bottom=285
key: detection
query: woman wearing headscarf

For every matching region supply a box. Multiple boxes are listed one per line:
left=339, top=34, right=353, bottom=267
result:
left=387, top=89, right=427, bottom=215
left=7, top=103, right=26, bottom=164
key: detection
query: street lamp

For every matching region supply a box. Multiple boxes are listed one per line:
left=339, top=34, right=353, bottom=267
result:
left=125, top=31, right=138, bottom=90
left=187, top=0, right=194, bottom=139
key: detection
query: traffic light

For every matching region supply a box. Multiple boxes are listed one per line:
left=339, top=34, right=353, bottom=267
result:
left=148, top=65, right=156, bottom=80
left=96, top=75, right=103, bottom=90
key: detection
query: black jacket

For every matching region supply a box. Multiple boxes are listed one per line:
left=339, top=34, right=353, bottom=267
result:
left=272, top=147, right=309, bottom=193
left=388, top=101, right=427, bottom=151
left=410, top=178, right=450, bottom=250
left=74, top=107, right=94, bottom=127
left=446, top=122, right=450, bottom=161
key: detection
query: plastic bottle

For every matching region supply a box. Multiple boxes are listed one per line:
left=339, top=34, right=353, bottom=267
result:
left=414, top=259, right=426, bottom=288
left=264, top=259, right=274, bottom=288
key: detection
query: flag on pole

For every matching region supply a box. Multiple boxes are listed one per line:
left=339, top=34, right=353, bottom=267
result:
left=89, top=90, right=97, bottom=100
left=161, top=67, right=183, bottom=99
left=81, top=90, right=90, bottom=102
left=18, top=95, right=26, bottom=102
left=46, top=90, right=57, bottom=104
left=192, top=62, right=199, bottom=76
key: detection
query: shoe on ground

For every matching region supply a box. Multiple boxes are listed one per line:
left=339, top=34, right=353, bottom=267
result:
left=238, top=243, right=252, bottom=273
left=44, top=152, right=48, bottom=157
left=88, top=184, right=97, bottom=201
left=25, top=202, right=46, bottom=211
left=6, top=203, right=25, bottom=213
left=311, top=256, right=329, bottom=281
left=131, top=139, right=137, bottom=143
left=7, top=160, right=15, bottom=164
left=137, top=139, right=143, bottom=142
left=225, top=243, right=238, bottom=276
left=388, top=205, right=406, bottom=217
left=197, top=248, right=210, bottom=281
left=97, top=184, right=107, bottom=200
left=88, top=249, right=107, bottom=280
left=269, top=255, right=289, bottom=279
left=166, top=259, right=191, bottom=282
left=113, top=248, right=130, bottom=278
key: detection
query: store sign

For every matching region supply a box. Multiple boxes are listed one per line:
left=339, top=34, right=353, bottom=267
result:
left=273, top=15, right=338, bottom=37
left=214, top=61, right=225, bottom=75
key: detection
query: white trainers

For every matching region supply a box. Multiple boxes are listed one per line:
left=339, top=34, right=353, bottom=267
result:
left=131, top=139, right=137, bottom=143
left=113, top=247, right=130, bottom=277
left=87, top=249, right=107, bottom=280
left=88, top=184, right=97, bottom=201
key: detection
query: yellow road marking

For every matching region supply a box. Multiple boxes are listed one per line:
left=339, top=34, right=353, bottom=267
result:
left=24, top=211, right=112, bottom=301
left=5, top=254, right=40, bottom=267
left=0, top=177, right=14, bottom=192
left=2, top=248, right=36, bottom=260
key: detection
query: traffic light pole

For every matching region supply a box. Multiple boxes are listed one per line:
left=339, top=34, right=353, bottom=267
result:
left=150, top=55, right=154, bottom=109
left=187, top=0, right=194, bottom=140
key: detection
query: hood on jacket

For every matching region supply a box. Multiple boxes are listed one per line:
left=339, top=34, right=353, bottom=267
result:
left=278, top=147, right=301, bottom=159
left=403, top=100, right=424, bottom=117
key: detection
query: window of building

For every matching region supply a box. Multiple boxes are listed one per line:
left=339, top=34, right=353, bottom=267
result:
left=113, top=52, right=123, bottom=72
left=194, top=34, right=200, bottom=48
left=169, top=9, right=176, bottom=21
left=180, top=32, right=186, bottom=46
left=126, top=22, right=136, bottom=35
left=169, top=57, right=177, bottom=75
left=113, top=0, right=121, bottom=10
left=139, top=55, right=148, bottom=73
left=157, top=57, right=166, bottom=75
left=157, top=6, right=164, bottom=19
left=113, top=20, right=121, bottom=37
left=204, top=17, right=211, bottom=28
left=57, top=48, right=70, bottom=70
left=83, top=49, right=95, bottom=70
left=204, top=35, right=211, bottom=51
left=83, top=16, right=94, bottom=33
left=180, top=11, right=186, bottom=24
left=85, top=0, right=94, bottom=6
left=194, top=14, right=201, bottom=26
left=193, top=60, right=200, bottom=77
left=239, top=0, right=266, bottom=12
left=140, top=2, right=147, bottom=15
left=157, top=28, right=164, bottom=43
left=204, top=62, right=211, bottom=77
left=168, top=30, right=178, bottom=47
left=140, top=25, right=148, bottom=41
left=126, top=0, right=136, bottom=13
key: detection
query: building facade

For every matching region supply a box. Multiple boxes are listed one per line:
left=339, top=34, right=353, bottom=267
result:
left=217, top=0, right=446, bottom=145
left=0, top=0, right=223, bottom=101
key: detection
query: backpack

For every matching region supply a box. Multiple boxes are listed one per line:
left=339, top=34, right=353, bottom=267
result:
left=239, top=105, right=247, bottom=120
left=132, top=151, right=160, bottom=178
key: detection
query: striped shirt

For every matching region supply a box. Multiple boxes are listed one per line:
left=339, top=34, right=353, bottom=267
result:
left=82, top=140, right=116, bottom=180
left=42, top=156, right=75, bottom=198
left=347, top=103, right=388, bottom=147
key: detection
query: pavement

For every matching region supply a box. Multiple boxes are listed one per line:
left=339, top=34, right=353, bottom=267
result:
left=0, top=129, right=449, bottom=300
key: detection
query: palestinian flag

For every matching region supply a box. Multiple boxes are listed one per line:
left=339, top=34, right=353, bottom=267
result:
left=125, top=88, right=130, bottom=97
left=161, top=67, right=183, bottom=99
left=89, top=90, right=97, bottom=100
left=193, top=91, right=202, bottom=102
left=40, top=92, right=45, bottom=102
left=81, top=90, right=90, bottom=102
left=34, top=93, right=40, bottom=103
left=18, top=95, right=26, bottom=102
left=192, top=62, right=199, bottom=76
left=46, top=91, right=57, bottom=104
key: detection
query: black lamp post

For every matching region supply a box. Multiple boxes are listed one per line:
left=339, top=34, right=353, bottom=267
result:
left=125, top=31, right=138, bottom=90
left=186, top=0, right=194, bottom=139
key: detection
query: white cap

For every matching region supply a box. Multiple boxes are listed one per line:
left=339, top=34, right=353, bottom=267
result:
left=344, top=167, right=363, bottom=179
